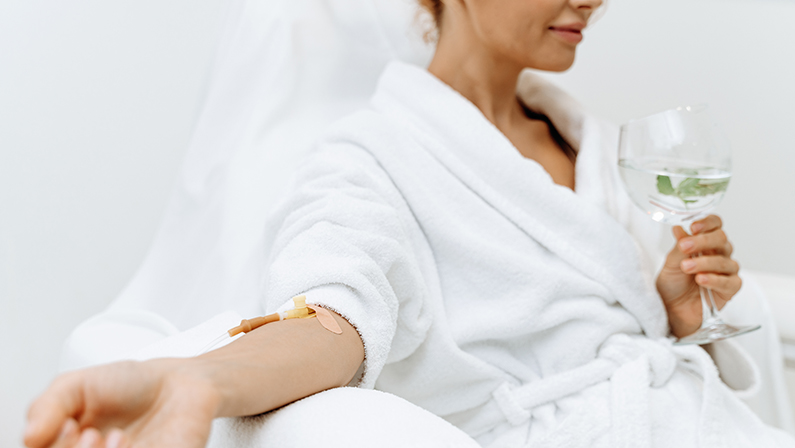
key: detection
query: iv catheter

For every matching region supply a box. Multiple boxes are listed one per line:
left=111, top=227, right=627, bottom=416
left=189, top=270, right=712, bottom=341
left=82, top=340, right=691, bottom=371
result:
left=197, top=295, right=342, bottom=355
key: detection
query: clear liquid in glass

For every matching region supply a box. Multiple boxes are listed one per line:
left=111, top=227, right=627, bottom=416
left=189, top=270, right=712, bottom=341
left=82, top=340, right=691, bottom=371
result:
left=618, top=159, right=731, bottom=227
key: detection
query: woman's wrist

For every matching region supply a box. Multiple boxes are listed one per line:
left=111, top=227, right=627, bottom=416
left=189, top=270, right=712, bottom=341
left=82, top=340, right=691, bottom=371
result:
left=157, top=357, right=225, bottom=418
left=665, top=303, right=702, bottom=339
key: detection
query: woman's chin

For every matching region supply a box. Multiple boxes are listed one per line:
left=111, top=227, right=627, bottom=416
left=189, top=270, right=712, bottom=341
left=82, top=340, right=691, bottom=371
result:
left=525, top=56, right=576, bottom=73
left=515, top=45, right=577, bottom=72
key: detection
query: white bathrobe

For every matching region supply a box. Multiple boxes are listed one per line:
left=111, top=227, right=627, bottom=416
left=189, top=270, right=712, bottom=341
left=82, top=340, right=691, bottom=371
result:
left=260, top=61, right=793, bottom=447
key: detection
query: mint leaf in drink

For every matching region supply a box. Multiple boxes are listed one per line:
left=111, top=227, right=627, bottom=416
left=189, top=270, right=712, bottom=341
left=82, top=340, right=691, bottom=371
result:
left=677, top=178, right=729, bottom=199
left=655, top=172, right=730, bottom=206
left=656, top=175, right=675, bottom=195
left=694, top=178, right=730, bottom=196
left=676, top=178, right=702, bottom=198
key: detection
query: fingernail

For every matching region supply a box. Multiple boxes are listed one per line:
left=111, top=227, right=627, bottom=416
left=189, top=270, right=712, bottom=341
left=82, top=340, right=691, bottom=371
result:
left=106, top=431, right=123, bottom=448
left=79, top=430, right=99, bottom=448
left=697, top=274, right=709, bottom=284
left=59, top=420, right=74, bottom=438
left=681, top=259, right=696, bottom=271
left=692, top=223, right=704, bottom=233
left=679, top=239, right=695, bottom=251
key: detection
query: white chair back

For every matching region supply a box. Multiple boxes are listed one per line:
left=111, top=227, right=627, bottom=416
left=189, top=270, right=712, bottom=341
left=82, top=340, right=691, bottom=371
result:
left=110, top=0, right=433, bottom=329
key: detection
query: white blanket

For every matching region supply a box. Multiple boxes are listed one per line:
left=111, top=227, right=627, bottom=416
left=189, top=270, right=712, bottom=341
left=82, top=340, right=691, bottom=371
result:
left=258, top=61, right=794, bottom=447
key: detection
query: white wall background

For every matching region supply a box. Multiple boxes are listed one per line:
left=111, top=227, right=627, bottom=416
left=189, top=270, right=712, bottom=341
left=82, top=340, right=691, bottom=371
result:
left=0, top=0, right=793, bottom=446
left=545, top=0, right=795, bottom=279
left=0, top=0, right=227, bottom=445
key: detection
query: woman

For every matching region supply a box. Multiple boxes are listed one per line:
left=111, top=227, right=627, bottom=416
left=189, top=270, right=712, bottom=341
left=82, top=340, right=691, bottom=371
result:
left=24, top=0, right=794, bottom=447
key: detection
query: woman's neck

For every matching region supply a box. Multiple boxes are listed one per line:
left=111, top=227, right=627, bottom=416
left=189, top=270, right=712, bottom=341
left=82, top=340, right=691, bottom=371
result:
left=426, top=20, right=577, bottom=191
left=427, top=22, right=526, bottom=132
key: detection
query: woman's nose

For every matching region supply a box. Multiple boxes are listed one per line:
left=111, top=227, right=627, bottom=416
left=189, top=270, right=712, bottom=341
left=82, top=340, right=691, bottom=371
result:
left=571, top=0, right=604, bottom=11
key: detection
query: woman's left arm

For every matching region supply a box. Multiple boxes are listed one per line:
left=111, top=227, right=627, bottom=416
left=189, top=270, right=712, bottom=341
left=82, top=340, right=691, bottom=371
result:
left=656, top=215, right=742, bottom=339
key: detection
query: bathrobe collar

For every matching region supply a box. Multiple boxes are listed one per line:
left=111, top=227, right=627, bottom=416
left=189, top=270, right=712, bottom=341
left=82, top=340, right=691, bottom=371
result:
left=370, top=61, right=668, bottom=338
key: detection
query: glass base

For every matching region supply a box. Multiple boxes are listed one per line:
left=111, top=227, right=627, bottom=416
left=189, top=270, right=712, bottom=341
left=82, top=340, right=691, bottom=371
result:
left=674, top=321, right=762, bottom=345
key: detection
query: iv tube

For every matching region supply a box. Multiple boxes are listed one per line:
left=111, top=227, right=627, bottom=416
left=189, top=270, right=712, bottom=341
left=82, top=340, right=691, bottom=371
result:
left=197, top=333, right=231, bottom=356
left=195, top=311, right=284, bottom=356
left=195, top=295, right=340, bottom=356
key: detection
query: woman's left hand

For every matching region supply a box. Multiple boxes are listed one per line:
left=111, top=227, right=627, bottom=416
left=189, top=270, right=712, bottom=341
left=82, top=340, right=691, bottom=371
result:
left=656, top=215, right=742, bottom=339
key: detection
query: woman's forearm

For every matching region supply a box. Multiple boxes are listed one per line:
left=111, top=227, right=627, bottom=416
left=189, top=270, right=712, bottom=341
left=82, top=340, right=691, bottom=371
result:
left=22, top=310, right=362, bottom=448
left=185, top=309, right=364, bottom=418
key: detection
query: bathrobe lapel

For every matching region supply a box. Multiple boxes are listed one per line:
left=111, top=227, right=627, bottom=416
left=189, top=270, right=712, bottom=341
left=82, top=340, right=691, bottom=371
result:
left=369, top=62, right=668, bottom=339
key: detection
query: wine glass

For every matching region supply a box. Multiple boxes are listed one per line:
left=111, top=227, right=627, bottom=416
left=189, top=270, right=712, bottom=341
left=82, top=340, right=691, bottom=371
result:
left=618, top=104, right=760, bottom=345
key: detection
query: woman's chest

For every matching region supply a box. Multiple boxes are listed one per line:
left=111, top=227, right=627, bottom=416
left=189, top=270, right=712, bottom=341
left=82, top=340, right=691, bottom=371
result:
left=503, top=113, right=576, bottom=190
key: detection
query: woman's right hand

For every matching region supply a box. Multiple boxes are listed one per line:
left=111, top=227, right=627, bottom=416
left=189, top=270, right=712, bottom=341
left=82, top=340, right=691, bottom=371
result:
left=24, top=359, right=221, bottom=448
left=25, top=310, right=363, bottom=448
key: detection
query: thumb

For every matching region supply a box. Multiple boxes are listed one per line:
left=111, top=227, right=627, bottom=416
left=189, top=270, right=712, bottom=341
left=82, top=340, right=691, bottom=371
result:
left=25, top=374, right=83, bottom=448
left=672, top=225, right=688, bottom=241
left=664, top=226, right=690, bottom=268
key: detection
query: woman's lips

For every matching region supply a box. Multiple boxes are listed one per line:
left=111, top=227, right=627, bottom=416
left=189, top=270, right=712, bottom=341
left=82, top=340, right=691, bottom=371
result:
left=549, top=27, right=583, bottom=44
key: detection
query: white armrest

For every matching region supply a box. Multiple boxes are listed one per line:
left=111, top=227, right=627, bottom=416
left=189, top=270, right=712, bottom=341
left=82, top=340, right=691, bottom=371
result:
left=60, top=309, right=180, bottom=372
left=719, top=270, right=795, bottom=434
left=745, top=270, right=795, bottom=367
left=60, top=310, right=245, bottom=373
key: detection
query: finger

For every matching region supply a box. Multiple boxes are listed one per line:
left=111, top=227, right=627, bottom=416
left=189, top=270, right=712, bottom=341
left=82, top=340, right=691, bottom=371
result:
left=104, top=429, right=129, bottom=448
left=701, top=242, right=733, bottom=258
left=25, top=373, right=85, bottom=448
left=76, top=428, right=103, bottom=448
left=680, top=256, right=740, bottom=276
left=690, top=215, right=722, bottom=235
left=663, top=226, right=691, bottom=268
left=678, top=229, right=730, bottom=256
left=673, top=225, right=689, bottom=241
left=695, top=273, right=743, bottom=300
left=47, top=419, right=79, bottom=448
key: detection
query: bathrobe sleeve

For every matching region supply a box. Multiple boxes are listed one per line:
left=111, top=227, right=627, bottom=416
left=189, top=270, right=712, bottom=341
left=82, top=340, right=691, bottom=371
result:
left=260, top=142, right=433, bottom=389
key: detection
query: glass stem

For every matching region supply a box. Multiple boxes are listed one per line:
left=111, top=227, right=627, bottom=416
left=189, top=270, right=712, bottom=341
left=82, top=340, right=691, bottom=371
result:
left=695, top=251, right=722, bottom=328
